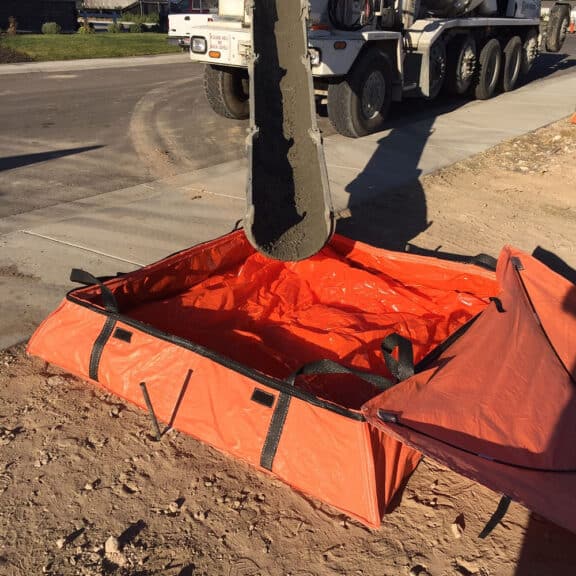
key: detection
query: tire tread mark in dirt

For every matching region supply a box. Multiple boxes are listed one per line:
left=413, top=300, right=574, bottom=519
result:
left=129, top=76, right=206, bottom=179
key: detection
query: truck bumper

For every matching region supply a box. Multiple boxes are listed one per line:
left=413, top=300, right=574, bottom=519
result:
left=188, top=26, right=400, bottom=77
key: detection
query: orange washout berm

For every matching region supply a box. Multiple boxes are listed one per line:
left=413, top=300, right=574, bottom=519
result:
left=27, top=230, right=576, bottom=532
left=26, top=0, right=576, bottom=535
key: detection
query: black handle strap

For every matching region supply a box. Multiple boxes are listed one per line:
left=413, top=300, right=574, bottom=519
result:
left=382, top=333, right=415, bottom=382
left=286, top=358, right=394, bottom=391
left=469, top=253, right=497, bottom=271
left=70, top=268, right=119, bottom=313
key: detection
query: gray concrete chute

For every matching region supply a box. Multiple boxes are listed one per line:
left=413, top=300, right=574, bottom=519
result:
left=245, top=0, right=334, bottom=261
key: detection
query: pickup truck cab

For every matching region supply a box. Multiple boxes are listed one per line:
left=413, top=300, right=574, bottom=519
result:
left=168, top=0, right=217, bottom=48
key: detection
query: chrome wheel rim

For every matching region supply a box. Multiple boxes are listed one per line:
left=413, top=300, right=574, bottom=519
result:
left=361, top=71, right=386, bottom=120
left=459, top=43, right=476, bottom=84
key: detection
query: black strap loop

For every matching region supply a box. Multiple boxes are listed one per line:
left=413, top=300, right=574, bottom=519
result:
left=415, top=314, right=480, bottom=373
left=489, top=296, right=505, bottom=313
left=382, top=333, right=415, bottom=382
left=286, top=359, right=393, bottom=391
left=260, top=392, right=291, bottom=470
left=70, top=268, right=119, bottom=313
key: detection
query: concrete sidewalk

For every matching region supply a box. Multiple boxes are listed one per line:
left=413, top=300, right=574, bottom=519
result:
left=0, top=53, right=189, bottom=75
left=1, top=71, right=575, bottom=349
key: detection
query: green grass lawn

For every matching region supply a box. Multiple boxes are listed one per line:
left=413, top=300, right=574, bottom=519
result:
left=1, top=33, right=181, bottom=62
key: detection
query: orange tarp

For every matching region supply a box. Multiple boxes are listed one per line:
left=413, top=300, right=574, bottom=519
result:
left=29, top=231, right=573, bottom=529
left=364, top=247, right=576, bottom=533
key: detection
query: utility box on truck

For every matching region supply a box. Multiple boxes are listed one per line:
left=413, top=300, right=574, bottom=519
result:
left=187, top=0, right=571, bottom=137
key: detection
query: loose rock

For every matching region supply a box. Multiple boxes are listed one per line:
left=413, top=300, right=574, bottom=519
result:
left=193, top=510, right=208, bottom=521
left=104, top=536, right=120, bottom=555
left=451, top=522, right=464, bottom=539
left=47, top=375, right=66, bottom=386
left=451, top=513, right=466, bottom=539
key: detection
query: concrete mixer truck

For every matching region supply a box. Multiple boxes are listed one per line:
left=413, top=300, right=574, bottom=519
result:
left=187, top=0, right=571, bottom=138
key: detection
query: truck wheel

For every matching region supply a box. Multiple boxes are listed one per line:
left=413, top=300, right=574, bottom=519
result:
left=545, top=4, right=570, bottom=52
left=502, top=36, right=522, bottom=92
left=428, top=40, right=447, bottom=99
left=474, top=39, right=502, bottom=100
left=444, top=34, right=476, bottom=96
left=204, top=65, right=249, bottom=120
left=327, top=49, right=393, bottom=138
left=521, top=29, right=539, bottom=75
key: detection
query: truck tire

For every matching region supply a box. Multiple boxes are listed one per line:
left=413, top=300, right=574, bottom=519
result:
left=204, top=65, right=249, bottom=120
left=444, top=34, right=477, bottom=96
left=428, top=40, right=447, bottom=99
left=545, top=4, right=570, bottom=53
left=502, top=36, right=522, bottom=92
left=327, top=49, right=393, bottom=138
left=521, top=28, right=539, bottom=75
left=474, top=39, right=502, bottom=100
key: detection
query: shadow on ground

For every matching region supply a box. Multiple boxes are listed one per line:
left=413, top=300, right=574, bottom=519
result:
left=0, top=146, right=103, bottom=173
left=335, top=43, right=575, bottom=255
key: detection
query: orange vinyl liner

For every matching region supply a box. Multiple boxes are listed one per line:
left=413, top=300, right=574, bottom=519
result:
left=364, top=247, right=576, bottom=533
left=29, top=231, right=504, bottom=527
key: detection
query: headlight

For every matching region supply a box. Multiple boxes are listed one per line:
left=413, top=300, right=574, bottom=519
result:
left=308, top=48, right=321, bottom=67
left=191, top=37, right=207, bottom=54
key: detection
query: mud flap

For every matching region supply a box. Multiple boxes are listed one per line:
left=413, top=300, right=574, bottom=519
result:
left=245, top=0, right=335, bottom=261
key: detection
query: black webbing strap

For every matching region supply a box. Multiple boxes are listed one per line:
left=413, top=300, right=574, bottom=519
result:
left=260, top=358, right=393, bottom=471
left=260, top=392, right=291, bottom=471
left=70, top=268, right=119, bottom=313
left=71, top=269, right=119, bottom=381
left=469, top=253, right=497, bottom=271
left=489, top=296, right=505, bottom=313
left=88, top=316, right=116, bottom=381
left=415, top=314, right=480, bottom=373
left=479, top=495, right=511, bottom=538
left=286, top=359, right=394, bottom=391
left=382, top=334, right=415, bottom=382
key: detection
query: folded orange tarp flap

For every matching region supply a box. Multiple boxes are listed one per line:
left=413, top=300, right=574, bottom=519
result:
left=363, top=247, right=576, bottom=533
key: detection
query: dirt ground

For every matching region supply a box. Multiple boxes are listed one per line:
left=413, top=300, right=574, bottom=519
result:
left=1, top=118, right=575, bottom=576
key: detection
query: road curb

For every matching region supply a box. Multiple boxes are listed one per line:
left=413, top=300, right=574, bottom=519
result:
left=0, top=53, right=189, bottom=75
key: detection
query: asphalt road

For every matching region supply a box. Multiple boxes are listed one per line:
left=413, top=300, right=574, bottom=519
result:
left=0, top=58, right=236, bottom=219
left=0, top=36, right=574, bottom=221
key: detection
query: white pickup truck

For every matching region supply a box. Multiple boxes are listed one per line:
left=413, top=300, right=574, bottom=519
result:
left=168, top=0, right=217, bottom=49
